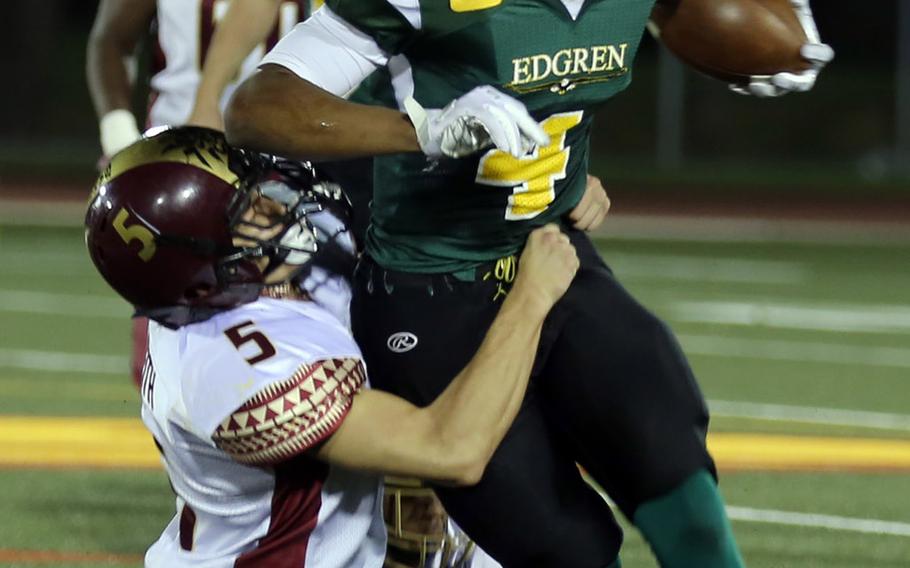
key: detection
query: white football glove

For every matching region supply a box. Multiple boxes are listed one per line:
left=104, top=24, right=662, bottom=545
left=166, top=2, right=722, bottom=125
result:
left=730, top=0, right=834, bottom=97
left=404, top=86, right=550, bottom=159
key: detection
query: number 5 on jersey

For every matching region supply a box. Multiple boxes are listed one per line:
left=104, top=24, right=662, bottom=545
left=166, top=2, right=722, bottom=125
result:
left=225, top=321, right=276, bottom=365
left=476, top=111, right=584, bottom=221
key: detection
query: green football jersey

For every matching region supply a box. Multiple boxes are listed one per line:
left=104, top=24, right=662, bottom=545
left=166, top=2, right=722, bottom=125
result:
left=330, top=0, right=657, bottom=274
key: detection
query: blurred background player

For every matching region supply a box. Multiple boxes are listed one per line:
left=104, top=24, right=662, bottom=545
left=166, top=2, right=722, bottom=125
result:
left=87, top=0, right=309, bottom=155
left=224, top=0, right=831, bottom=566
left=188, top=0, right=314, bottom=130
left=86, top=0, right=308, bottom=387
left=84, top=126, right=578, bottom=566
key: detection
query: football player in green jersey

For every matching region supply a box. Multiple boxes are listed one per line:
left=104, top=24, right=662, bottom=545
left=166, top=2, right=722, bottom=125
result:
left=224, top=1, right=832, bottom=566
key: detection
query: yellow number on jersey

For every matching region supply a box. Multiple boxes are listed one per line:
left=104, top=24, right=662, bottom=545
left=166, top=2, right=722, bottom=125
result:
left=475, top=111, right=584, bottom=221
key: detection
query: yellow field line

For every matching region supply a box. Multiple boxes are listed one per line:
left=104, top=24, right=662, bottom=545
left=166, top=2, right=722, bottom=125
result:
left=1, top=417, right=910, bottom=471
left=0, top=417, right=159, bottom=469
left=710, top=433, right=910, bottom=472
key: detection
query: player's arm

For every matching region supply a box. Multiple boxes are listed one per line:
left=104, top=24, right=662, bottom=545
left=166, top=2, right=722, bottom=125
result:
left=224, top=3, right=419, bottom=160
left=226, top=4, right=547, bottom=160
left=317, top=226, right=577, bottom=485
left=212, top=226, right=577, bottom=485
left=228, top=64, right=421, bottom=161
left=86, top=0, right=156, bottom=156
left=188, top=0, right=286, bottom=130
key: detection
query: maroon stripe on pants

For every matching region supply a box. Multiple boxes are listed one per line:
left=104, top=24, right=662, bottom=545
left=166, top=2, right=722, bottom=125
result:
left=180, top=504, right=197, bottom=551
left=234, top=456, right=328, bottom=567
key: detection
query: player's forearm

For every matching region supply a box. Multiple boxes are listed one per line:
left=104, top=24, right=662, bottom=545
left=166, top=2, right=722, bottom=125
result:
left=318, top=291, right=547, bottom=485
left=86, top=31, right=135, bottom=117
left=86, top=0, right=155, bottom=118
left=425, top=287, right=550, bottom=483
left=194, top=0, right=283, bottom=111
left=225, top=66, right=420, bottom=160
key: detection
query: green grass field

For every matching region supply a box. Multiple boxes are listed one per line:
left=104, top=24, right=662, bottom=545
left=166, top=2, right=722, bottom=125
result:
left=0, top=222, right=908, bottom=567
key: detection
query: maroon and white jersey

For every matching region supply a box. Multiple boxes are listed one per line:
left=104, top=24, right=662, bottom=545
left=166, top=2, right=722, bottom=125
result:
left=148, top=0, right=310, bottom=127
left=141, top=296, right=385, bottom=568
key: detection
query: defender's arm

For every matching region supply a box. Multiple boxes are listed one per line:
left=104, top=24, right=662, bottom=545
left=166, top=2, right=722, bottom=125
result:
left=189, top=0, right=286, bottom=130
left=316, top=225, right=577, bottom=485
left=86, top=0, right=156, bottom=155
left=213, top=226, right=577, bottom=485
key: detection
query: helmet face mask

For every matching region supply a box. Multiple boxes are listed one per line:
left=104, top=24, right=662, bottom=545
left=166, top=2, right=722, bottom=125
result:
left=85, top=126, right=354, bottom=328
left=226, top=176, right=324, bottom=277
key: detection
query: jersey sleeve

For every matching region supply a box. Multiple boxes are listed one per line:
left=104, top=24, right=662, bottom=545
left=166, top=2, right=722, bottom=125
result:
left=178, top=304, right=366, bottom=465
left=261, top=5, right=392, bottom=96
left=211, top=357, right=367, bottom=465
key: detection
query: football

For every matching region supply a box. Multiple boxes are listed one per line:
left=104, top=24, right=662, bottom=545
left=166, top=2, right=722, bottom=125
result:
left=649, top=0, right=812, bottom=83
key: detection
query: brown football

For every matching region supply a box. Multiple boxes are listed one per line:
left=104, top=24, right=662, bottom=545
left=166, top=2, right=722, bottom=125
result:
left=649, top=0, right=812, bottom=83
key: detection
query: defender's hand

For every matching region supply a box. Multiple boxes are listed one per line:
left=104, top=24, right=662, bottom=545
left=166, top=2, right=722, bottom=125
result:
left=404, top=86, right=550, bottom=159
left=512, top=224, right=579, bottom=314
left=730, top=0, right=834, bottom=97
left=568, top=175, right=611, bottom=231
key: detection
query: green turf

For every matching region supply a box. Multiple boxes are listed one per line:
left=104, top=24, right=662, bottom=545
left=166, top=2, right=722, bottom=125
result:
left=0, top=469, right=172, bottom=561
left=0, top=371, right=138, bottom=417
left=2, top=224, right=910, bottom=566
left=619, top=521, right=910, bottom=568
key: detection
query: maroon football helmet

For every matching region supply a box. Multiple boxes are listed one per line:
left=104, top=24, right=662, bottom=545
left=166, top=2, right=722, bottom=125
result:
left=85, top=126, right=347, bottom=327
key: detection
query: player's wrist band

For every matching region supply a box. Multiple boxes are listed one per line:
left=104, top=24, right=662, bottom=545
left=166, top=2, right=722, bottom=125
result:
left=100, top=109, right=141, bottom=157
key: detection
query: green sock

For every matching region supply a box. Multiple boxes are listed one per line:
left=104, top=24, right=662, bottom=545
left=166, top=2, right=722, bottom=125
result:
left=632, top=469, right=745, bottom=568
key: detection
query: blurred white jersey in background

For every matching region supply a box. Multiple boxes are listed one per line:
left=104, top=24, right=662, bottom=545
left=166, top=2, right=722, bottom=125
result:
left=148, top=0, right=309, bottom=127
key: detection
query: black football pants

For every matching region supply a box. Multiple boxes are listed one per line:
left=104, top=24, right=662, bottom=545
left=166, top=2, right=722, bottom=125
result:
left=351, top=228, right=716, bottom=568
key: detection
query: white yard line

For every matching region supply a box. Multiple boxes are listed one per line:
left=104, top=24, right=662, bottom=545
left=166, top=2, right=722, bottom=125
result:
left=0, top=348, right=127, bottom=374
left=709, top=400, right=910, bottom=432
left=726, top=506, right=910, bottom=537
left=604, top=253, right=810, bottom=285
left=671, top=301, right=910, bottom=334
left=678, top=333, right=910, bottom=369
left=5, top=206, right=910, bottom=242
left=0, top=289, right=128, bottom=318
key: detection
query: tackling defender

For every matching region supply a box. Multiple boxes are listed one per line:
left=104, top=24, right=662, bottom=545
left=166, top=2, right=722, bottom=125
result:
left=85, top=127, right=579, bottom=567
left=91, top=3, right=509, bottom=560
left=224, top=0, right=832, bottom=566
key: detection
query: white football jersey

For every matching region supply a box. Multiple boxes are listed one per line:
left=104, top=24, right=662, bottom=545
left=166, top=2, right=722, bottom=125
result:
left=149, top=0, right=310, bottom=127
left=141, top=296, right=385, bottom=568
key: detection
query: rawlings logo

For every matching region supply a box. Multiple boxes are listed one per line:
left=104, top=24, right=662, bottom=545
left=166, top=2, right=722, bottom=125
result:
left=387, top=332, right=419, bottom=353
